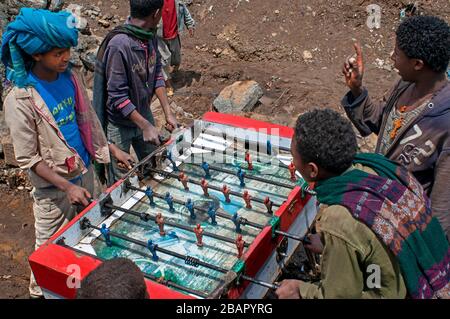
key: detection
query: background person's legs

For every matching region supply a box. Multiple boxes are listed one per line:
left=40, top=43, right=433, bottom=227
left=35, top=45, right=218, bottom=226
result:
left=168, top=36, right=182, bottom=72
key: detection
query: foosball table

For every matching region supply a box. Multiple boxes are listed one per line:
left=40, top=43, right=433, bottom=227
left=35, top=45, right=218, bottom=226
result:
left=29, top=112, right=317, bottom=299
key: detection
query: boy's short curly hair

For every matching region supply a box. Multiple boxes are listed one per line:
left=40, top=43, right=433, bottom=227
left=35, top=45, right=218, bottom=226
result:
left=130, top=0, right=164, bottom=19
left=396, top=16, right=450, bottom=73
left=294, top=109, right=357, bottom=175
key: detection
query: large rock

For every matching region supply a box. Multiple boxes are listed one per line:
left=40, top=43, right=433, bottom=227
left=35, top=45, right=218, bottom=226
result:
left=213, top=80, right=263, bottom=113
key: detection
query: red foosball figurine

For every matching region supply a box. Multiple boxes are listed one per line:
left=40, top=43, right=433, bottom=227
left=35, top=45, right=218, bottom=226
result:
left=236, top=234, right=245, bottom=258
left=264, top=197, right=273, bottom=215
left=194, top=224, right=204, bottom=247
left=200, top=178, right=209, bottom=197
left=179, top=172, right=189, bottom=191
left=155, top=212, right=166, bottom=236
left=242, top=190, right=252, bottom=209
left=288, top=162, right=297, bottom=181
left=222, top=184, right=231, bottom=203
left=245, top=151, right=253, bottom=170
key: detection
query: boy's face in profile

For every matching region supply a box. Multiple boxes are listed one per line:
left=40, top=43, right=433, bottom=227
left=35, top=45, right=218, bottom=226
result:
left=390, top=38, right=422, bottom=82
left=32, top=48, right=71, bottom=73
left=290, top=135, right=316, bottom=183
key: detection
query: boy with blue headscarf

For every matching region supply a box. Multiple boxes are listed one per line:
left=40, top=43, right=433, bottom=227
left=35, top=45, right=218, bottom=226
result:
left=0, top=8, right=131, bottom=298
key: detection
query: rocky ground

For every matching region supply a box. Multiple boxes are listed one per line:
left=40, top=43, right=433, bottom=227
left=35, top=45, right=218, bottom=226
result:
left=0, top=0, right=449, bottom=298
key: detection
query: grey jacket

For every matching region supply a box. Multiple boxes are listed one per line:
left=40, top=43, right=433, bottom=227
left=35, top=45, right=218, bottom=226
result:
left=342, top=80, right=450, bottom=239
left=102, top=33, right=165, bottom=127
left=157, top=0, right=196, bottom=38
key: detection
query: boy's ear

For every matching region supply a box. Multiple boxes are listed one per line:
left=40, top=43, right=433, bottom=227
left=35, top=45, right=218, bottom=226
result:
left=308, top=162, right=319, bottom=180
left=412, top=58, right=425, bottom=71
left=31, top=53, right=42, bottom=62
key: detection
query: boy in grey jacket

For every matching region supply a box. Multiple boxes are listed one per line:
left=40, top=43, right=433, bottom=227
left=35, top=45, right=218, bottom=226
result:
left=342, top=16, right=450, bottom=239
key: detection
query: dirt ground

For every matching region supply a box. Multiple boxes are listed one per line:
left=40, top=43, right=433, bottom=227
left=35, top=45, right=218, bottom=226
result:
left=0, top=0, right=449, bottom=298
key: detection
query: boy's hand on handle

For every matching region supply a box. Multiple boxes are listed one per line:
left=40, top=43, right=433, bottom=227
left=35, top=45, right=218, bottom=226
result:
left=343, top=43, right=364, bottom=97
left=112, top=147, right=134, bottom=171
left=65, top=184, right=92, bottom=207
left=165, top=114, right=179, bottom=133
left=143, top=125, right=161, bottom=146
left=275, top=280, right=302, bottom=299
left=304, top=233, right=324, bottom=254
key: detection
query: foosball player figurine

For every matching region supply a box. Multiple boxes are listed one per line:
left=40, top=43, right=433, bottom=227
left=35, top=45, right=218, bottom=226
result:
left=288, top=162, right=297, bottom=182
left=167, top=151, right=179, bottom=172
left=200, top=178, right=209, bottom=197
left=207, top=202, right=218, bottom=225
left=165, top=192, right=175, bottom=212
left=185, top=198, right=196, bottom=220
left=145, top=186, right=156, bottom=207
left=194, top=224, right=204, bottom=247
left=147, top=240, right=159, bottom=262
left=100, top=224, right=112, bottom=247
left=244, top=150, right=253, bottom=170
left=236, top=234, right=245, bottom=258
left=232, top=213, right=242, bottom=233
left=267, top=140, right=272, bottom=156
left=264, top=197, right=274, bottom=215
left=155, top=212, right=166, bottom=236
left=237, top=168, right=246, bottom=187
left=243, top=190, right=252, bottom=209
left=201, top=161, right=211, bottom=179
left=178, top=172, right=189, bottom=191
left=222, top=184, right=231, bottom=203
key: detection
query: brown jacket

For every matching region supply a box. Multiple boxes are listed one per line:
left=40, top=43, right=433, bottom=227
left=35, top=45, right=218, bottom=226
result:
left=4, top=70, right=110, bottom=188
left=342, top=80, right=450, bottom=239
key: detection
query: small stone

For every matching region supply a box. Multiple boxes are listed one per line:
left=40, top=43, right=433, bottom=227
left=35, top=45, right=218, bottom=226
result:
left=98, top=19, right=110, bottom=28
left=111, top=5, right=118, bottom=10
left=303, top=50, right=313, bottom=61
left=17, top=186, right=24, bottom=191
left=274, top=10, right=280, bottom=14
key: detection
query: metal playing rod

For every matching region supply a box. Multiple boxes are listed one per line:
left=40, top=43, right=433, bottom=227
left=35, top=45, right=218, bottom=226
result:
left=122, top=184, right=265, bottom=230
left=275, top=230, right=311, bottom=245
left=57, top=242, right=209, bottom=298
left=104, top=202, right=250, bottom=247
left=241, top=275, right=280, bottom=290
left=148, top=167, right=284, bottom=207
left=189, top=163, right=295, bottom=190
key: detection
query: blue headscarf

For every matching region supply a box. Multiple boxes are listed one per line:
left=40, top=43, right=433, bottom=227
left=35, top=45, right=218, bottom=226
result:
left=0, top=8, right=79, bottom=88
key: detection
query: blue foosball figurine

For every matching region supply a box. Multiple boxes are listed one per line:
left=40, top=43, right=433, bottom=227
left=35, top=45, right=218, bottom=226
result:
left=185, top=198, right=196, bottom=220
left=100, top=224, right=112, bottom=247
left=232, top=213, right=242, bottom=233
left=147, top=240, right=159, bottom=261
left=207, top=202, right=217, bottom=225
left=165, top=192, right=175, bottom=212
left=237, top=168, right=246, bottom=187
left=145, top=186, right=155, bottom=206
left=167, top=151, right=179, bottom=172
left=267, top=140, right=272, bottom=156
left=201, top=161, right=211, bottom=179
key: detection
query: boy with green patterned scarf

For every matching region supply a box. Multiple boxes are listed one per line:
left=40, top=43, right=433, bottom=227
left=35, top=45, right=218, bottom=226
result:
left=275, top=109, right=449, bottom=299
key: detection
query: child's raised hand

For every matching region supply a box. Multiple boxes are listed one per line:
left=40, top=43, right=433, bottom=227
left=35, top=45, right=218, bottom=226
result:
left=343, top=43, right=364, bottom=96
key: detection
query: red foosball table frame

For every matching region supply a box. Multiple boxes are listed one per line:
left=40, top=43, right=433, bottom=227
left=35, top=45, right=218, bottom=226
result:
left=28, top=112, right=316, bottom=299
